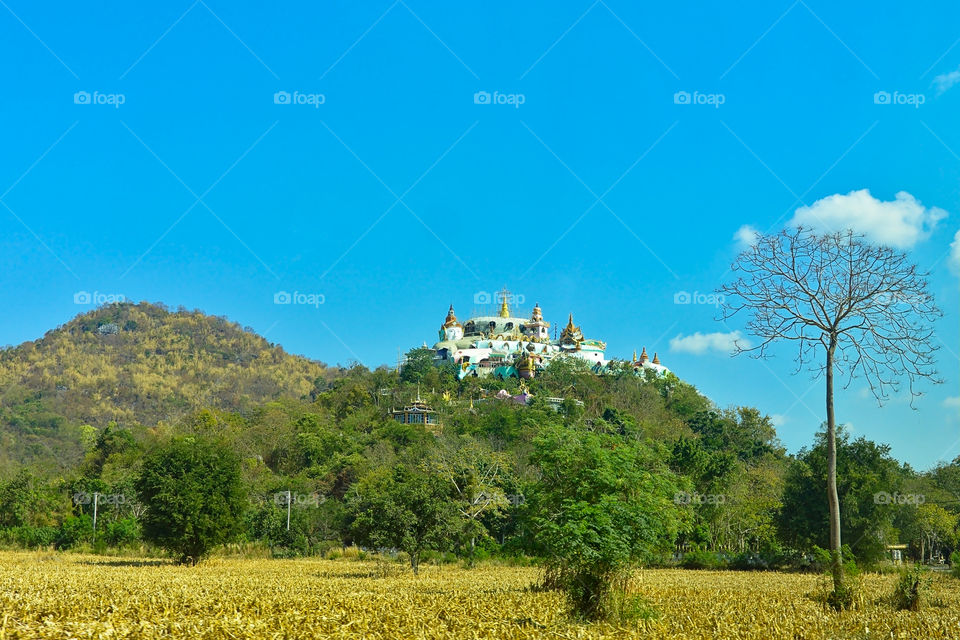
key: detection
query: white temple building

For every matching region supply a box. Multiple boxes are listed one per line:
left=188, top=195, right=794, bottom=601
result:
left=430, top=289, right=668, bottom=380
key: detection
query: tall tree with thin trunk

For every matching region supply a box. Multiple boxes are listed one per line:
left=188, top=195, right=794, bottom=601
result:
left=718, top=227, right=941, bottom=608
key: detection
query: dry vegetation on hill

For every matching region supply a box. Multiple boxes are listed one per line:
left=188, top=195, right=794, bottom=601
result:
left=0, top=303, right=327, bottom=471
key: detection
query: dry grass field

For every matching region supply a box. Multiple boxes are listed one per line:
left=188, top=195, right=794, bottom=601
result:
left=1, top=551, right=959, bottom=639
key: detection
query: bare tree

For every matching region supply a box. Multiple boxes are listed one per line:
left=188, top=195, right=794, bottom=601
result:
left=718, top=226, right=941, bottom=607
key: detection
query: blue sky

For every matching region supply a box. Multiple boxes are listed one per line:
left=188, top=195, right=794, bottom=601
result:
left=1, top=1, right=958, bottom=469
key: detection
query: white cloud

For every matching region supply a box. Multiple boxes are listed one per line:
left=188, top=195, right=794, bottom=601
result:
left=669, top=331, right=749, bottom=355
left=734, top=224, right=759, bottom=250
left=933, top=67, right=960, bottom=95
left=950, top=229, right=960, bottom=275
left=770, top=414, right=788, bottom=428
left=789, top=189, right=946, bottom=249
left=944, top=396, right=960, bottom=409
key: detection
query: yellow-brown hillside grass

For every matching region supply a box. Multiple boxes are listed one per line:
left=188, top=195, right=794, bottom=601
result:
left=1, top=551, right=959, bottom=639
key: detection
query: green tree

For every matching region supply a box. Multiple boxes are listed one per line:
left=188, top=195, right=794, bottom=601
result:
left=907, top=504, right=958, bottom=564
left=399, top=347, right=436, bottom=385
left=135, top=437, right=246, bottom=564
left=348, top=465, right=458, bottom=574
left=528, top=426, right=681, bottom=621
left=779, top=427, right=904, bottom=566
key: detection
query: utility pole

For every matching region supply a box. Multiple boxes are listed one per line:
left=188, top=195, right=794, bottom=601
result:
left=286, top=490, right=291, bottom=531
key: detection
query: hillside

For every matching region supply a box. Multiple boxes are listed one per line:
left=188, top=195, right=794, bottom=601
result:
left=0, top=302, right=328, bottom=471
left=2, top=304, right=955, bottom=573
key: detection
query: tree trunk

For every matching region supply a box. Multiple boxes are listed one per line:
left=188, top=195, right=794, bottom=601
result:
left=411, top=552, right=419, bottom=576
left=825, top=339, right=844, bottom=598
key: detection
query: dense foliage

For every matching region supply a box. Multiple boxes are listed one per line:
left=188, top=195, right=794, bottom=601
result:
left=0, top=303, right=957, bottom=575
left=136, top=437, right=247, bottom=564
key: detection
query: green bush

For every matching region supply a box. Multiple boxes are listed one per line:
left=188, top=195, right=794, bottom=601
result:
left=103, top=518, right=141, bottom=548
left=680, top=550, right=727, bottom=570
left=729, top=552, right=769, bottom=571
left=528, top=427, right=681, bottom=622
left=56, top=515, right=93, bottom=549
left=135, top=437, right=247, bottom=564
left=950, top=551, right=960, bottom=579
left=0, top=526, right=58, bottom=548
left=890, top=565, right=932, bottom=611
left=805, top=544, right=857, bottom=574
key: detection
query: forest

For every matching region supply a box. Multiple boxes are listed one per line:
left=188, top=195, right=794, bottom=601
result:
left=0, top=302, right=957, bottom=570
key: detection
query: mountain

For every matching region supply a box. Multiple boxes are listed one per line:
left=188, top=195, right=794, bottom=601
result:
left=0, top=302, right=328, bottom=472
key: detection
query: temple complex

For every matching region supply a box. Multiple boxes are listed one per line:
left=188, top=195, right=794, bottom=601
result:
left=431, top=288, right=668, bottom=379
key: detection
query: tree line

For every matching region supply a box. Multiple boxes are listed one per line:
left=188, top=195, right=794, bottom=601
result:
left=1, top=355, right=956, bottom=575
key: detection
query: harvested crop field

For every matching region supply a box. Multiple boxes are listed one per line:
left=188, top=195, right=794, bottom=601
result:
left=0, top=551, right=958, bottom=639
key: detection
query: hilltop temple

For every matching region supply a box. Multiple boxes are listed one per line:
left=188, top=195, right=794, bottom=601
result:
left=431, top=289, right=668, bottom=380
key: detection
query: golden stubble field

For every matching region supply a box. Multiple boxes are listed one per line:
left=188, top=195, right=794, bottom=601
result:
left=1, top=551, right=959, bottom=639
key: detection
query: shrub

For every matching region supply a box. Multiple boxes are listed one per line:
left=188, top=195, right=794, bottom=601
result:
left=56, top=515, right=93, bottom=549
left=890, top=566, right=932, bottom=611
left=730, top=552, right=769, bottom=571
left=103, top=518, right=141, bottom=548
left=135, top=437, right=246, bottom=564
left=528, top=427, right=681, bottom=622
left=951, top=551, right=960, bottom=579
left=809, top=546, right=862, bottom=611
left=680, top=550, right=727, bottom=570
left=0, top=526, right=58, bottom=548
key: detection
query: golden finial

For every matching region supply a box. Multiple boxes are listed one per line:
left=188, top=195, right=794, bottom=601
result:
left=652, top=352, right=660, bottom=365
left=639, top=347, right=649, bottom=363
left=531, top=303, right=543, bottom=322
left=633, top=349, right=637, bottom=362
left=443, top=304, right=461, bottom=328
left=499, top=287, right=511, bottom=318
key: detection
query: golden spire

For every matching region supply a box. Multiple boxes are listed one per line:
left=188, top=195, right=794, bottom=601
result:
left=560, top=313, right=583, bottom=346
left=639, top=346, right=649, bottom=363
left=499, top=287, right=511, bottom=318
left=531, top=302, right=543, bottom=323
left=652, top=352, right=660, bottom=365
left=633, top=349, right=637, bottom=362
left=443, top=304, right=461, bottom=328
